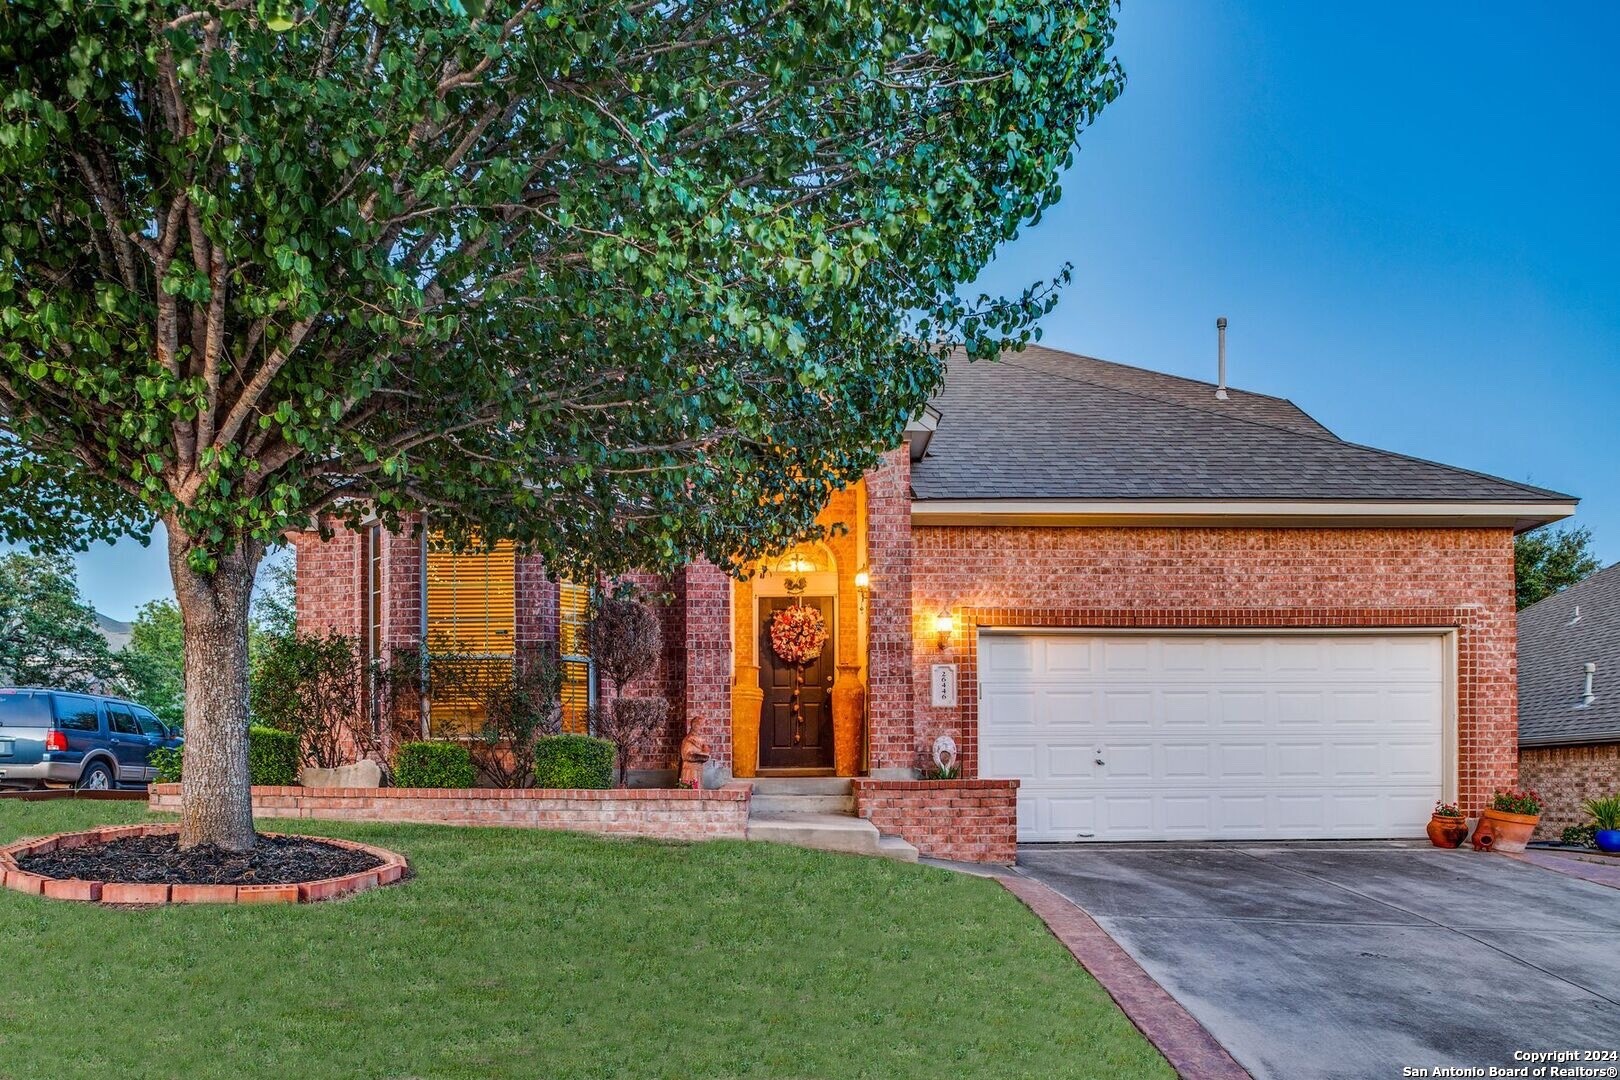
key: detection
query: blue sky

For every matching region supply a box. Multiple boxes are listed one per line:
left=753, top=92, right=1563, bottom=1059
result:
left=48, top=0, right=1620, bottom=620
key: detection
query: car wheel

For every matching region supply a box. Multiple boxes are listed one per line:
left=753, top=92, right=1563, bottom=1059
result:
left=76, top=760, right=115, bottom=791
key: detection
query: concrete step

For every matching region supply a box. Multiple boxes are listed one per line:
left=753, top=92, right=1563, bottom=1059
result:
left=747, top=811, right=918, bottom=862
left=877, top=835, right=920, bottom=862
left=749, top=777, right=853, bottom=795
left=751, top=793, right=855, bottom=815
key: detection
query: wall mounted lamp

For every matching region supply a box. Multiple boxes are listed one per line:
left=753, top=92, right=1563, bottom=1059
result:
left=934, top=610, right=955, bottom=650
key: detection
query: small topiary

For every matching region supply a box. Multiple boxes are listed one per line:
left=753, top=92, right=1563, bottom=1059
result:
left=394, top=741, right=476, bottom=788
left=150, top=728, right=299, bottom=785
left=532, top=734, right=615, bottom=790
left=247, top=725, right=301, bottom=786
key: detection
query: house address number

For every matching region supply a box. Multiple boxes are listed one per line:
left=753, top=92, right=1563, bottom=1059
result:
left=930, top=664, right=958, bottom=708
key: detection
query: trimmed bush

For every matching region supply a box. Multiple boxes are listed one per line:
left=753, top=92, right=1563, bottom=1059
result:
left=150, top=745, right=183, bottom=783
left=532, top=734, right=615, bottom=790
left=394, top=741, right=476, bottom=788
left=248, top=725, right=301, bottom=786
left=150, top=727, right=301, bottom=786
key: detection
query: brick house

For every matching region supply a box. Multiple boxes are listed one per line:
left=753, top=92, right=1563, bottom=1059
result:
left=296, top=345, right=1575, bottom=843
left=1516, top=563, right=1620, bottom=839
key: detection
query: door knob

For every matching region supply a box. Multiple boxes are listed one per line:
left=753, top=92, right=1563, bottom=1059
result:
left=1094, top=758, right=1106, bottom=766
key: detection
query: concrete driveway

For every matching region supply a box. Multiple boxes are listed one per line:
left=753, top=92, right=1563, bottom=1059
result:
left=1018, top=844, right=1620, bottom=1080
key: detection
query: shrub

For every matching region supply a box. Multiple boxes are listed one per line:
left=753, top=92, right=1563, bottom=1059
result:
left=532, top=734, right=615, bottom=790
left=468, top=646, right=563, bottom=788
left=394, top=741, right=476, bottom=788
left=250, top=630, right=364, bottom=769
left=1489, top=787, right=1543, bottom=816
left=150, top=727, right=300, bottom=785
left=588, top=698, right=670, bottom=786
left=150, top=745, right=182, bottom=783
left=587, top=596, right=663, bottom=694
left=248, top=725, right=301, bottom=785
left=1583, top=794, right=1620, bottom=831
left=1563, top=824, right=1597, bottom=848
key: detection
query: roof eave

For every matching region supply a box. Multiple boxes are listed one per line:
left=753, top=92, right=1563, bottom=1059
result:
left=909, top=498, right=1578, bottom=532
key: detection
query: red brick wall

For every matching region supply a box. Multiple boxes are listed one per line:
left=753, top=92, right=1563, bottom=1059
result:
left=294, top=528, right=363, bottom=638
left=678, top=560, right=733, bottom=773
left=148, top=783, right=752, bottom=841
left=865, top=448, right=915, bottom=771
left=911, top=526, right=1519, bottom=814
left=1520, top=744, right=1620, bottom=839
left=852, top=779, right=1018, bottom=863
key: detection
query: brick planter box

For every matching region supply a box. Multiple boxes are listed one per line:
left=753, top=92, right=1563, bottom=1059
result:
left=0, top=825, right=407, bottom=906
left=149, top=782, right=754, bottom=842
left=852, top=779, right=1018, bottom=864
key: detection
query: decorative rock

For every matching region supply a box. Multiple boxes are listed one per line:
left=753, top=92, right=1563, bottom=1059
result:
left=300, top=760, right=383, bottom=789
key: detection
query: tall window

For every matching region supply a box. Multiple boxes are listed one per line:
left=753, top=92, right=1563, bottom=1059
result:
left=559, top=580, right=593, bottom=733
left=424, top=531, right=516, bottom=733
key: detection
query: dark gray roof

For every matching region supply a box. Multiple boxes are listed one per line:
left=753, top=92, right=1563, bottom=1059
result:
left=911, top=346, right=1575, bottom=505
left=1518, top=563, right=1620, bottom=747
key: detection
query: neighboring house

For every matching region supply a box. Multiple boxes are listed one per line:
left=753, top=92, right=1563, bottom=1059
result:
left=296, top=346, right=1576, bottom=841
left=1517, top=563, right=1620, bottom=838
left=94, top=613, right=132, bottom=653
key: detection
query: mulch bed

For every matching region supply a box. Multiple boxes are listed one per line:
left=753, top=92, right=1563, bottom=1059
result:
left=17, top=833, right=384, bottom=886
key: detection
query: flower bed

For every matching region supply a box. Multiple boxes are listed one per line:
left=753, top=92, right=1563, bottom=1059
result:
left=148, top=782, right=754, bottom=842
left=0, top=824, right=407, bottom=905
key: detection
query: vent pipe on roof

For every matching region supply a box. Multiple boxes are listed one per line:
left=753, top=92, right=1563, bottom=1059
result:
left=1215, top=317, right=1229, bottom=401
left=1582, top=662, right=1597, bottom=707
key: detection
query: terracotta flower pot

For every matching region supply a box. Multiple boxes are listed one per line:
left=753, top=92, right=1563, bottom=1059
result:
left=1426, top=813, right=1468, bottom=849
left=1473, top=807, right=1539, bottom=854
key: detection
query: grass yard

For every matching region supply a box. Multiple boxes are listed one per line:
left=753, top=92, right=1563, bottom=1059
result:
left=0, top=800, right=1171, bottom=1080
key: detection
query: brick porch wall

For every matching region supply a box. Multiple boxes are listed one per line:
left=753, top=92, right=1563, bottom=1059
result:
left=911, top=525, right=1519, bottom=814
left=1519, top=743, right=1620, bottom=839
left=149, top=783, right=752, bottom=841
left=851, top=779, right=1018, bottom=864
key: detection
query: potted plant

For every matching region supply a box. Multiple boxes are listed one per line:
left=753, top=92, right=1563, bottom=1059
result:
left=1426, top=801, right=1468, bottom=848
left=1472, top=788, right=1543, bottom=854
left=1583, top=795, right=1620, bottom=854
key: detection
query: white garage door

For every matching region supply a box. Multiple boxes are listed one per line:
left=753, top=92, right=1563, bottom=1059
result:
left=979, top=632, right=1448, bottom=842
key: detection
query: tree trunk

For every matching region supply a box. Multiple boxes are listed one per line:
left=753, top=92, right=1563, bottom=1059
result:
left=168, top=523, right=264, bottom=851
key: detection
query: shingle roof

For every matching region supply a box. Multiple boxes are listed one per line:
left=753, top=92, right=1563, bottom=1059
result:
left=1518, top=563, right=1620, bottom=747
left=910, top=346, right=1575, bottom=505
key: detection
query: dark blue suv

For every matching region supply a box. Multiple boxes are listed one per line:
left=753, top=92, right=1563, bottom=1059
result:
left=0, top=688, right=182, bottom=790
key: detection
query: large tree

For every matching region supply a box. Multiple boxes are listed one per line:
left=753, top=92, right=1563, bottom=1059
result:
left=0, top=550, right=121, bottom=690
left=1516, top=524, right=1602, bottom=610
left=0, top=0, right=1122, bottom=849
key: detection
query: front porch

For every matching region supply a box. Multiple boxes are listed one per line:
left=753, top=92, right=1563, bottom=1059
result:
left=715, top=448, right=918, bottom=782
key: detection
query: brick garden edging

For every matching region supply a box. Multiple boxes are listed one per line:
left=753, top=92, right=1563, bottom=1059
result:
left=851, top=778, right=1018, bottom=864
left=1000, top=876, right=1252, bottom=1080
left=0, top=824, right=408, bottom=906
left=149, top=782, right=754, bottom=842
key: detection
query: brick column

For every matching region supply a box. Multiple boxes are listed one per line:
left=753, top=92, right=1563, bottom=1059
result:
left=679, top=559, right=734, bottom=784
left=864, top=446, right=916, bottom=776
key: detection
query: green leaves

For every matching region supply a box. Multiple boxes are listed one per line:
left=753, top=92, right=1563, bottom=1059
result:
left=0, top=0, right=1122, bottom=582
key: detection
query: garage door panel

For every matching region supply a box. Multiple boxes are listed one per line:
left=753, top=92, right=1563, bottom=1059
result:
left=980, top=631, right=1447, bottom=842
left=1161, top=691, right=1213, bottom=726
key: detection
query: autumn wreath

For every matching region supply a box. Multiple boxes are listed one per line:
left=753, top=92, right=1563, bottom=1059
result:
left=769, top=603, right=829, bottom=745
left=770, top=603, right=828, bottom=666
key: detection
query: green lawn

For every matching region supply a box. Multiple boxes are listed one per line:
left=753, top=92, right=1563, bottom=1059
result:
left=0, top=801, right=1171, bottom=1080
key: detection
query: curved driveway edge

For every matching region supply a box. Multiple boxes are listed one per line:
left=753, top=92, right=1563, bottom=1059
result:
left=1000, top=875, right=1251, bottom=1080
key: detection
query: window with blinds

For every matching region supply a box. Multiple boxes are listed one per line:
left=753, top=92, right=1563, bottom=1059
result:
left=559, top=581, right=593, bottom=733
left=425, top=532, right=516, bottom=733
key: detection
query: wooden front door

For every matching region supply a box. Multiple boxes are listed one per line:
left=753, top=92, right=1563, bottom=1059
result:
left=757, top=596, right=836, bottom=770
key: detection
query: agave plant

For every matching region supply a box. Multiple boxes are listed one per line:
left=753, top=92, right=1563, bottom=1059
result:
left=1583, top=794, right=1620, bottom=831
